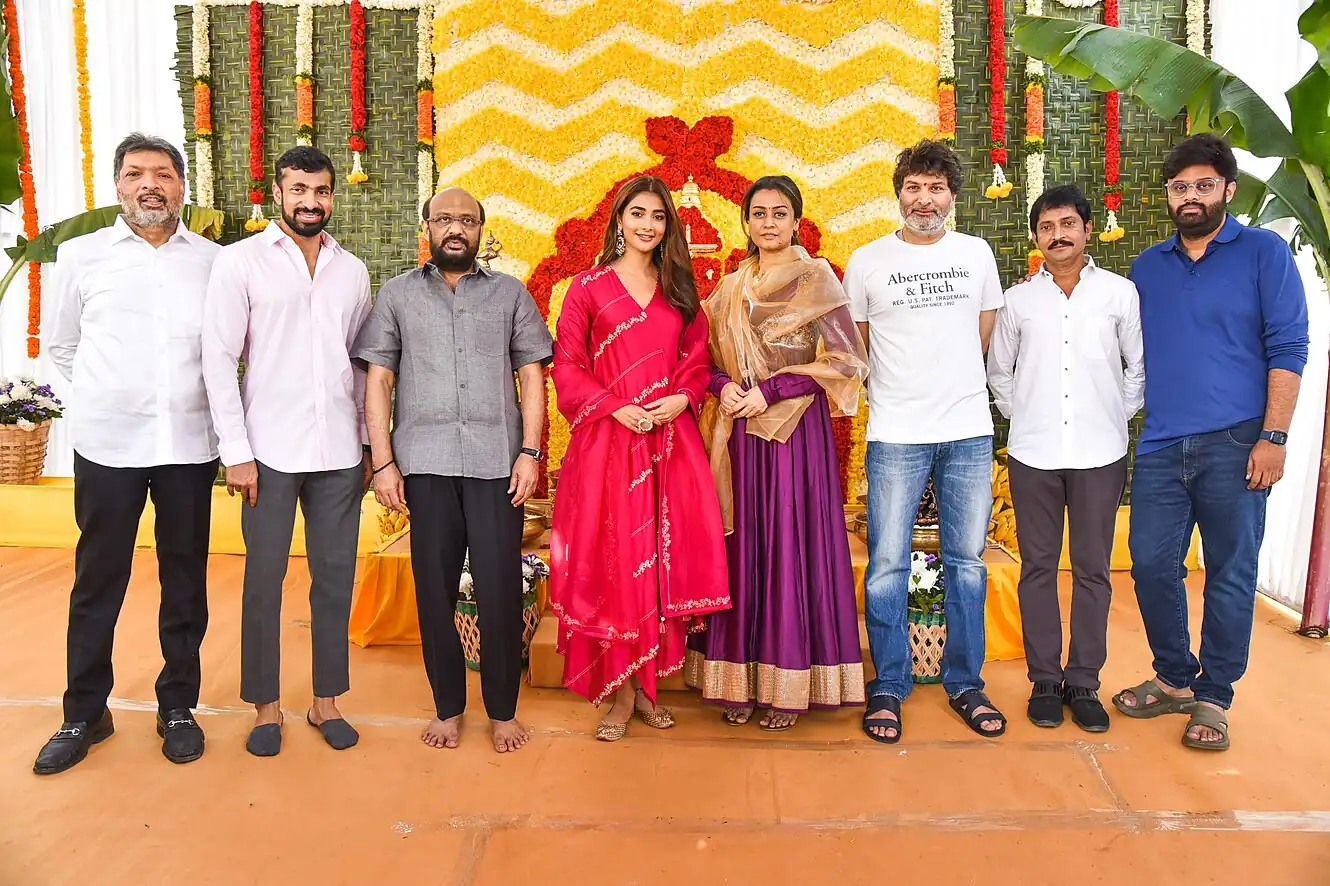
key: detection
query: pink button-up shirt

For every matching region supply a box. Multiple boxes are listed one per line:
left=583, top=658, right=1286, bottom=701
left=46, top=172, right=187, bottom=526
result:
left=202, top=223, right=372, bottom=473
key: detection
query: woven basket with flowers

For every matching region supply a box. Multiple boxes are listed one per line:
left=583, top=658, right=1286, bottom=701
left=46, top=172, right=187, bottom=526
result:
left=0, top=376, right=63, bottom=485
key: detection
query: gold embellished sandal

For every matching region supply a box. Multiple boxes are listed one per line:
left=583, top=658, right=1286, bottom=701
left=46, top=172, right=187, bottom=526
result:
left=595, top=718, right=629, bottom=742
left=634, top=689, right=676, bottom=730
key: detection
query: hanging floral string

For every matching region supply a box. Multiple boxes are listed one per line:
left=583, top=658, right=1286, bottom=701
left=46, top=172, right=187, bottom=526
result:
left=1099, top=0, right=1124, bottom=241
left=1024, top=0, right=1046, bottom=275
left=4, top=0, right=39, bottom=358
left=984, top=0, right=1012, bottom=200
left=73, top=0, right=94, bottom=210
left=192, top=3, right=214, bottom=208
left=416, top=0, right=434, bottom=263
left=245, top=1, right=268, bottom=232
left=295, top=3, right=314, bottom=146
left=937, top=1, right=955, bottom=145
left=348, top=0, right=368, bottom=184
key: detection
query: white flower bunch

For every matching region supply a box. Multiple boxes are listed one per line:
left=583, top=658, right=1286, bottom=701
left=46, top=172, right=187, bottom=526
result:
left=0, top=376, right=64, bottom=428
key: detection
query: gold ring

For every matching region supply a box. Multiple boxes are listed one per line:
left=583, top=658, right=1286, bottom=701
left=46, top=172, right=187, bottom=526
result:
left=636, top=417, right=653, bottom=432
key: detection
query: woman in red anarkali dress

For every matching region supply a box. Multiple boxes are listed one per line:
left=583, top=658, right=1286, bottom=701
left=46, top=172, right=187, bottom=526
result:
left=550, top=175, right=730, bottom=741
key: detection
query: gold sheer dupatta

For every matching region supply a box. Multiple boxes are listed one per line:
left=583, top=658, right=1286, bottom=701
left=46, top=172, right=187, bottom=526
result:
left=702, top=247, right=868, bottom=533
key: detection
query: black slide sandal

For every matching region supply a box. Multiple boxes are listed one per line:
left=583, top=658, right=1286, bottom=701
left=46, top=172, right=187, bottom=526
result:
left=862, top=695, right=902, bottom=744
left=949, top=689, right=1007, bottom=738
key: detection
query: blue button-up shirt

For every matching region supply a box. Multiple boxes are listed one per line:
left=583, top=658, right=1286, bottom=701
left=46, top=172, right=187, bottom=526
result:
left=1129, top=214, right=1310, bottom=455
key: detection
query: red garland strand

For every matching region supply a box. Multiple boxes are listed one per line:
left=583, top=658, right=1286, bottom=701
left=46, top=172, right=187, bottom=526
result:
left=987, top=0, right=1008, bottom=167
left=525, top=115, right=850, bottom=496
left=1103, top=0, right=1122, bottom=213
left=349, top=1, right=366, bottom=153
left=247, top=1, right=264, bottom=204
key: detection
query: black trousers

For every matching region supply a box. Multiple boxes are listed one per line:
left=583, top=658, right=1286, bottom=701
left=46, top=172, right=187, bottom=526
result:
left=1008, top=456, right=1126, bottom=692
left=404, top=474, right=524, bottom=722
left=64, top=452, right=218, bottom=723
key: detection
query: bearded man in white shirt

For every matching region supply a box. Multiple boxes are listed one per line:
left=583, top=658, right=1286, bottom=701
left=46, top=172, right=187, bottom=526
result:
left=846, top=140, right=1008, bottom=743
left=35, top=134, right=222, bottom=775
left=987, top=184, right=1144, bottom=732
left=203, top=146, right=372, bottom=758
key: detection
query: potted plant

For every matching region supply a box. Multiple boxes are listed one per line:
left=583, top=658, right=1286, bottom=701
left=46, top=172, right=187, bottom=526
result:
left=454, top=552, right=550, bottom=671
left=0, top=376, right=63, bottom=484
left=907, top=551, right=946, bottom=683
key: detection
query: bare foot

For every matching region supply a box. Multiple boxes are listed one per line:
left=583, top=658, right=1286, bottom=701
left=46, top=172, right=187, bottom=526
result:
left=253, top=701, right=282, bottom=728
left=491, top=718, right=530, bottom=753
left=723, top=703, right=755, bottom=725
left=1117, top=675, right=1193, bottom=710
left=307, top=696, right=344, bottom=726
left=864, top=709, right=899, bottom=741
left=1186, top=701, right=1226, bottom=744
left=759, top=710, right=798, bottom=730
left=972, top=703, right=1004, bottom=733
left=422, top=715, right=461, bottom=749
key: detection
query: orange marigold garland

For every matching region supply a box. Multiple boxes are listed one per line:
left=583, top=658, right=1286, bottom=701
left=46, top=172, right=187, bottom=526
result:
left=245, top=1, right=268, bottom=232
left=4, top=0, right=40, bottom=358
left=1099, top=0, right=1125, bottom=242
left=348, top=0, right=368, bottom=184
left=295, top=3, right=314, bottom=146
left=73, top=0, right=94, bottom=210
left=984, top=0, right=1012, bottom=200
left=937, top=2, right=955, bottom=144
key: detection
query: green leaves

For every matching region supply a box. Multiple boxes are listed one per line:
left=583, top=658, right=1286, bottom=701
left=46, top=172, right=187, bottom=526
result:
left=1013, top=15, right=1298, bottom=160
left=0, top=18, right=23, bottom=207
left=3, top=205, right=226, bottom=263
left=1229, top=164, right=1330, bottom=261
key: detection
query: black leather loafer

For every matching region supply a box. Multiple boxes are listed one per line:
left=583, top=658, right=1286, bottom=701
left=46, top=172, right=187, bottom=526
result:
left=33, top=709, right=115, bottom=775
left=157, top=709, right=206, bottom=764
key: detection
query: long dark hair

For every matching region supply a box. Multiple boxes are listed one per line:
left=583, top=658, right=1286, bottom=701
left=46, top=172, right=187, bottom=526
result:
left=742, top=175, right=804, bottom=259
left=596, top=176, right=699, bottom=325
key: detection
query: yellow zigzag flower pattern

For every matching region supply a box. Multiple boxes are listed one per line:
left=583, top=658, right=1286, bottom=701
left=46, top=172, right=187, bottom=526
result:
left=431, top=0, right=941, bottom=483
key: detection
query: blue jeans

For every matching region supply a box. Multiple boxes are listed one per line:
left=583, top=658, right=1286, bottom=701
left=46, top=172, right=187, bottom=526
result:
left=1128, top=419, right=1269, bottom=710
left=863, top=437, right=992, bottom=701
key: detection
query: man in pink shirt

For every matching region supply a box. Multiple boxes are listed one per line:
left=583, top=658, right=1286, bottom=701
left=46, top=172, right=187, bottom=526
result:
left=203, top=146, right=372, bottom=757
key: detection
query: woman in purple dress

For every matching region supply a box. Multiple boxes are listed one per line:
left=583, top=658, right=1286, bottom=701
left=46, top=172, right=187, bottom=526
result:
left=683, top=176, right=868, bottom=730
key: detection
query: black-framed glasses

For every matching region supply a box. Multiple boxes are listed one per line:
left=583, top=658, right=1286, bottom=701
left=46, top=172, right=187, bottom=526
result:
left=1164, top=178, right=1225, bottom=198
left=426, top=214, right=482, bottom=229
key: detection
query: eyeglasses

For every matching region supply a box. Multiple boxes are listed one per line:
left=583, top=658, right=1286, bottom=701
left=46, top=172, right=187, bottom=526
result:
left=426, top=214, right=482, bottom=229
left=1164, top=178, right=1226, bottom=198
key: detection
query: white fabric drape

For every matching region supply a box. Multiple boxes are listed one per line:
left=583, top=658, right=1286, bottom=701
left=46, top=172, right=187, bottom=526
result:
left=0, top=0, right=187, bottom=476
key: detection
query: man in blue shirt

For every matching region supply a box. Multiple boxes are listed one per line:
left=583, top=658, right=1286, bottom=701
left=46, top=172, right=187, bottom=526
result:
left=1113, top=134, right=1310, bottom=751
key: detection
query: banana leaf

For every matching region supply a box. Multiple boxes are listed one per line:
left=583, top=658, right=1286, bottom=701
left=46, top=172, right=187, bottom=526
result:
left=0, top=18, right=22, bottom=207
left=0, top=205, right=226, bottom=307
left=1226, top=165, right=1330, bottom=262
left=1013, top=15, right=1299, bottom=161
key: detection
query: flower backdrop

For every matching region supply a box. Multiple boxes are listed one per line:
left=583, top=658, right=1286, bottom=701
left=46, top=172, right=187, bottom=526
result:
left=179, top=0, right=1204, bottom=504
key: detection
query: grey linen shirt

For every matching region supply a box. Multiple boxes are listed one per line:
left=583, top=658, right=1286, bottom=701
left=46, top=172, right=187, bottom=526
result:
left=351, top=262, right=553, bottom=480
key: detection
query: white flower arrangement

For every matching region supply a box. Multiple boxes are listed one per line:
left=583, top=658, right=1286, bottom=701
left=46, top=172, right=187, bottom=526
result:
left=938, top=1, right=955, bottom=81
left=909, top=551, right=945, bottom=614
left=0, top=376, right=64, bottom=430
left=1186, top=0, right=1206, bottom=55
left=417, top=0, right=435, bottom=210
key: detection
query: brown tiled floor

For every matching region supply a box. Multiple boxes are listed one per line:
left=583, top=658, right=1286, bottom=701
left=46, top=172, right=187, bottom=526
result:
left=1, top=547, right=1328, bottom=885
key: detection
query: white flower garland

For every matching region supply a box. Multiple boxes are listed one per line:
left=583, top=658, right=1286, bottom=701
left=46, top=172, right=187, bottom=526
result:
left=1025, top=0, right=1045, bottom=218
left=417, top=0, right=434, bottom=211
left=938, top=1, right=954, bottom=81
left=1186, top=0, right=1206, bottom=55
left=192, top=2, right=214, bottom=208
left=296, top=3, right=313, bottom=146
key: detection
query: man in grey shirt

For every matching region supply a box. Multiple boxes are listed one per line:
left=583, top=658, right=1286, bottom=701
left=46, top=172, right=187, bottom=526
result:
left=353, top=187, right=552, bottom=754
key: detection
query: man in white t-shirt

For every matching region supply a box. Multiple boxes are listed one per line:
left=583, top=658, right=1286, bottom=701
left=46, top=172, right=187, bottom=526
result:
left=845, top=140, right=1007, bottom=743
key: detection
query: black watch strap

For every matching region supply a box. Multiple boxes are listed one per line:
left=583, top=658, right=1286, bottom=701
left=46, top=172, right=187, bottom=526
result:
left=1260, top=429, right=1288, bottom=446
left=520, top=447, right=544, bottom=461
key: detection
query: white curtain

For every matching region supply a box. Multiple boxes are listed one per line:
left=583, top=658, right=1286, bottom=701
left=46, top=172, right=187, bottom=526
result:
left=0, top=0, right=187, bottom=476
left=1213, top=0, right=1330, bottom=611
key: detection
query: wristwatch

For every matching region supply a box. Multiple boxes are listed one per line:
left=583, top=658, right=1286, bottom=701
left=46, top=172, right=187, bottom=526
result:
left=520, top=447, right=544, bottom=461
left=1260, top=430, right=1288, bottom=446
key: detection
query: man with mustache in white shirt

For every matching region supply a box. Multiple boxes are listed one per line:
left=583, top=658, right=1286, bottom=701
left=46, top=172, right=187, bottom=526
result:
left=987, top=184, right=1145, bottom=733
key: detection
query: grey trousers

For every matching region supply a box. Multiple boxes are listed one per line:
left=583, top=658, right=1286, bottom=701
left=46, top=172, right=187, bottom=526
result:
left=1008, top=456, right=1126, bottom=691
left=239, top=461, right=363, bottom=705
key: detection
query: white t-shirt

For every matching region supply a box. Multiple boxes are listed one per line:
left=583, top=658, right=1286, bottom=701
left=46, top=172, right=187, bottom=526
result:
left=845, top=230, right=1004, bottom=444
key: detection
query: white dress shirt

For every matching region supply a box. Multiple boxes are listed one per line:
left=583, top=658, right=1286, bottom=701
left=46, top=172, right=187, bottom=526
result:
left=47, top=216, right=221, bottom=468
left=987, top=256, right=1145, bottom=471
left=202, top=223, right=372, bottom=474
